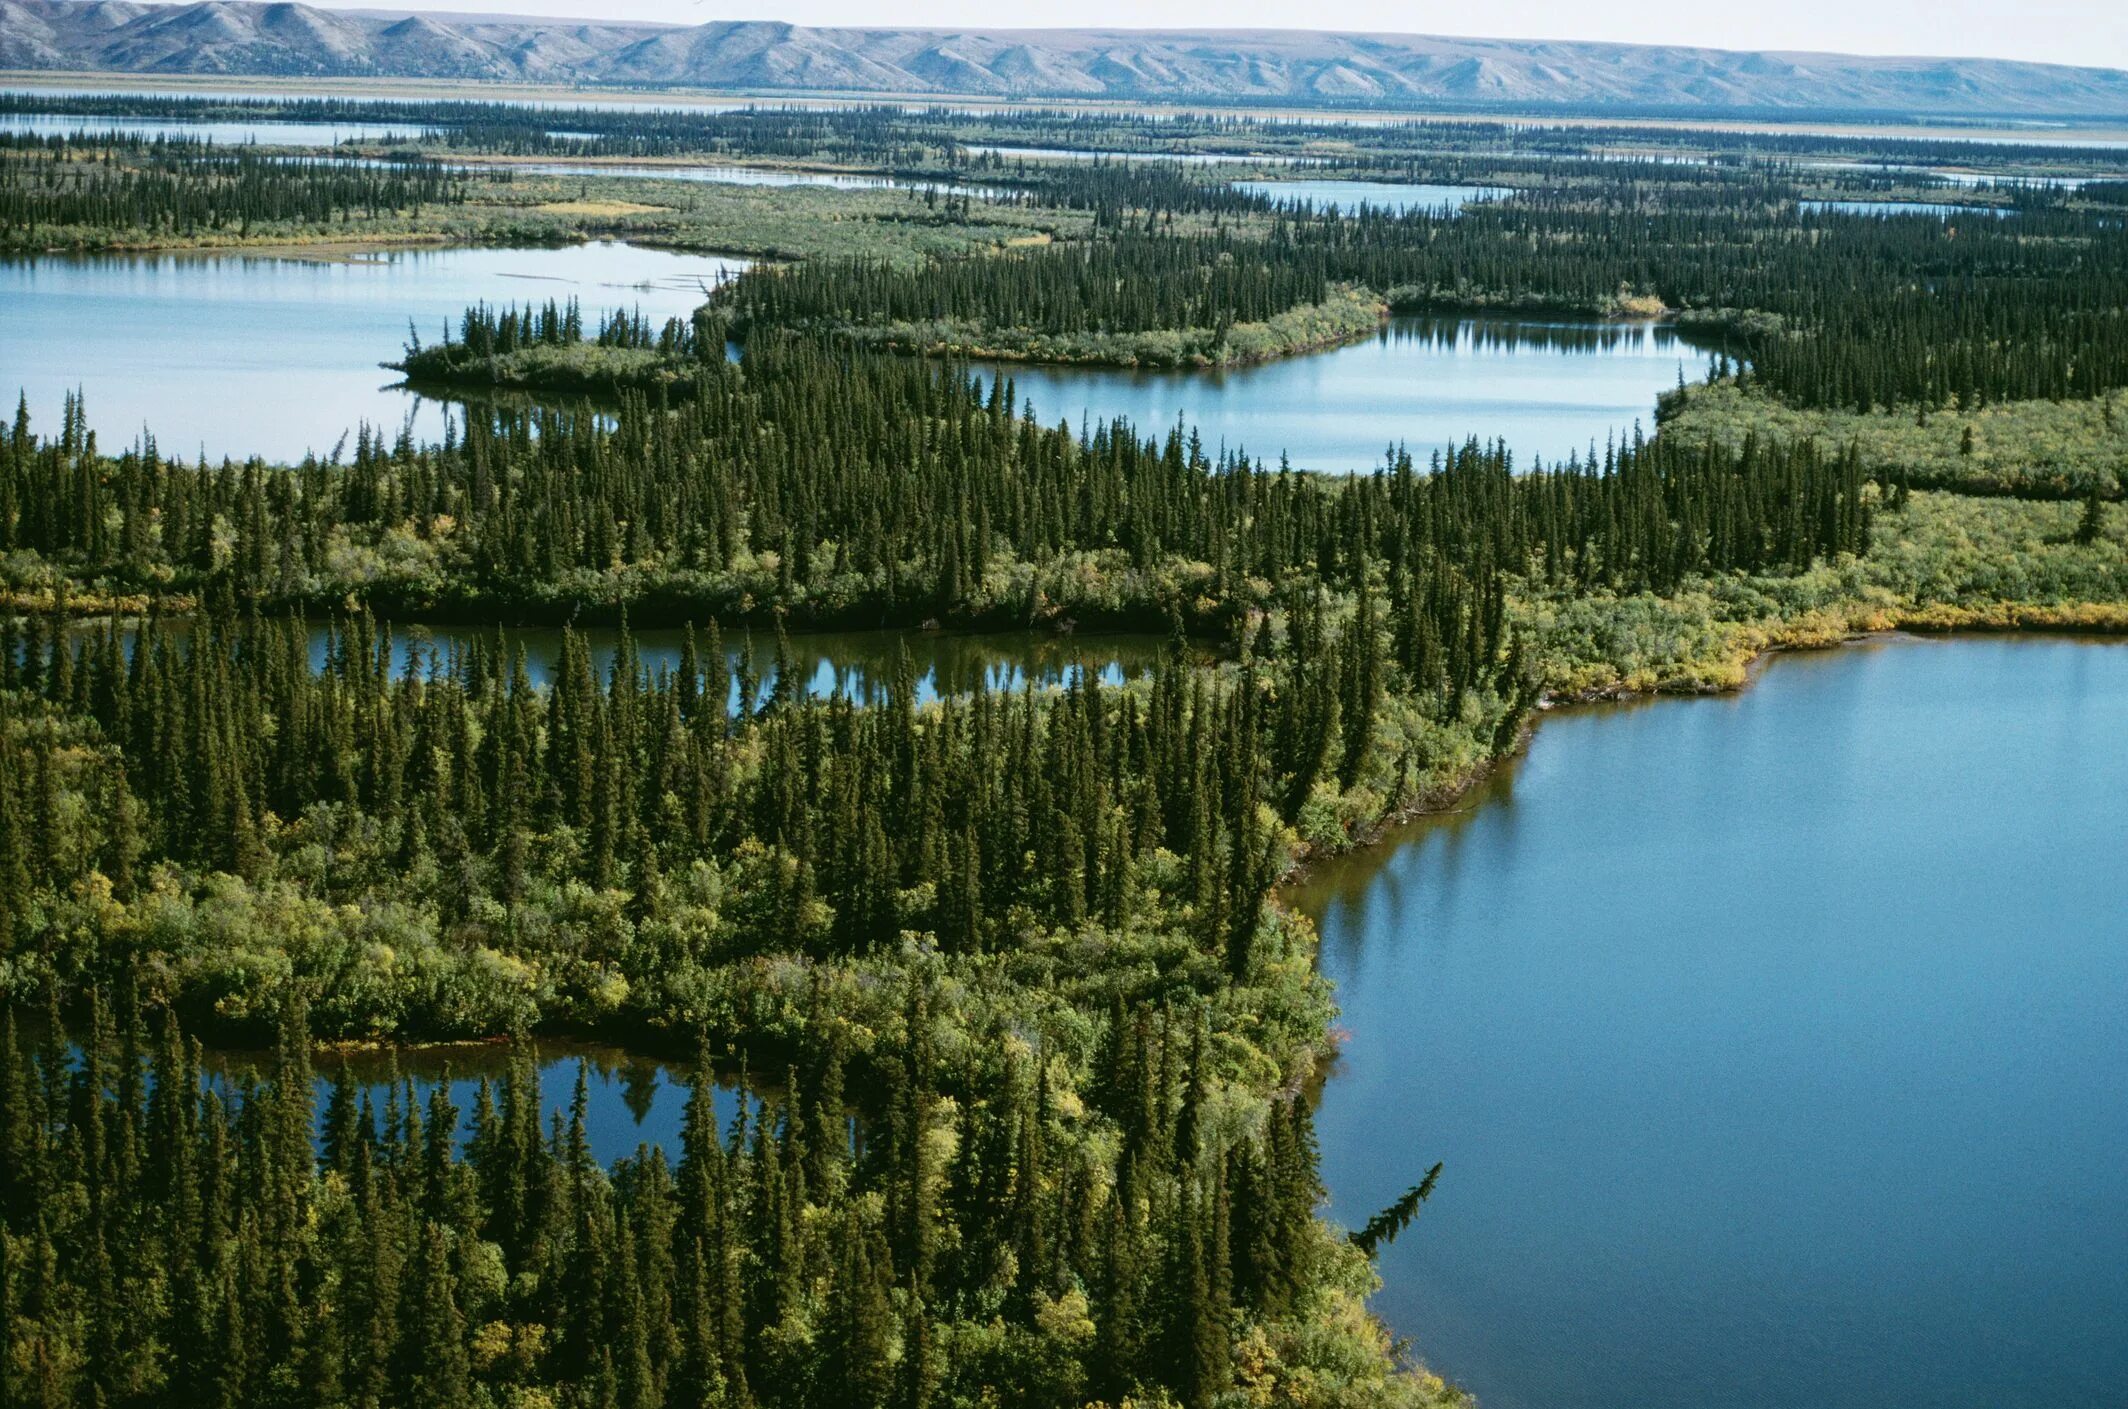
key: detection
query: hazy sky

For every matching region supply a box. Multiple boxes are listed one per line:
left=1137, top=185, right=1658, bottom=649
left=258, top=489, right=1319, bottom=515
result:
left=350, top=0, right=2127, bottom=72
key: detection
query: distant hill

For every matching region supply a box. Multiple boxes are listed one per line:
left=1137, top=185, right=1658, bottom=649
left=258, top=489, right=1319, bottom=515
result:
left=6, top=1, right=2128, bottom=118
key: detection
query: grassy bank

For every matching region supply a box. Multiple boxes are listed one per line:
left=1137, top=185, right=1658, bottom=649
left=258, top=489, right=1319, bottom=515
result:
left=1661, top=379, right=2128, bottom=500
left=1522, top=489, right=2127, bottom=697
left=1248, top=487, right=2128, bottom=878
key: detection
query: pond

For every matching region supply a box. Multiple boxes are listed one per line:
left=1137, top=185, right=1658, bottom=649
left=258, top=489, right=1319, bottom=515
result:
left=1290, top=637, right=2128, bottom=1409
left=0, top=1029, right=753, bottom=1168
left=201, top=1038, right=752, bottom=1168
left=1801, top=198, right=2014, bottom=218
left=985, top=316, right=1707, bottom=471
left=1232, top=179, right=1513, bottom=213
left=57, top=619, right=1183, bottom=710
left=0, top=240, right=743, bottom=462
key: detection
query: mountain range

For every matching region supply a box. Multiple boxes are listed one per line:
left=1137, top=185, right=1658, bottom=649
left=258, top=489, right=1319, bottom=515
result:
left=5, top=1, right=2128, bottom=117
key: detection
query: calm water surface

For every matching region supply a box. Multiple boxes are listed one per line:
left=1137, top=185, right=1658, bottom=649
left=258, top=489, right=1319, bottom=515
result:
left=487, top=159, right=996, bottom=196
left=198, top=1040, right=749, bottom=1166
left=325, top=622, right=1175, bottom=707
left=989, top=316, right=1704, bottom=471
left=1801, top=161, right=2109, bottom=189
left=0, top=112, right=431, bottom=145
left=57, top=619, right=1182, bottom=711
left=1291, top=637, right=2128, bottom=1409
left=966, top=143, right=1298, bottom=166
left=1232, top=179, right=1512, bottom=213
left=1, top=240, right=743, bottom=461
left=1801, top=198, right=2013, bottom=218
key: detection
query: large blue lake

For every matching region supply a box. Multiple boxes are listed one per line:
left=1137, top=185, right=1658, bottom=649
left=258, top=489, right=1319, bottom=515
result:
left=1292, top=636, right=2128, bottom=1409
left=1, top=240, right=742, bottom=461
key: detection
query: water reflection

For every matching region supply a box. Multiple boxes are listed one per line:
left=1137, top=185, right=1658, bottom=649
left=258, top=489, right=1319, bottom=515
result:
left=1800, top=160, right=2108, bottom=189
left=482, top=159, right=999, bottom=197
left=1232, top=179, right=1513, bottom=213
left=964, top=143, right=1299, bottom=166
left=1289, top=638, right=2128, bottom=1409
left=987, top=315, right=1710, bottom=471
left=1800, top=198, right=2013, bottom=218
left=206, top=1039, right=753, bottom=1167
left=53, top=618, right=1185, bottom=712
left=343, top=621, right=1184, bottom=707
left=1, top=241, right=745, bottom=462
left=0, top=112, right=432, bottom=145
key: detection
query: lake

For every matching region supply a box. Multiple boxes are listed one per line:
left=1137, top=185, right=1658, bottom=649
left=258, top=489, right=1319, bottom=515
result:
left=987, top=316, right=1706, bottom=471
left=0, top=111, right=432, bottom=145
left=7, top=253, right=1702, bottom=472
left=4, top=1032, right=755, bottom=1168
left=1291, top=637, right=2128, bottom=1409
left=0, top=240, right=744, bottom=461
left=1232, top=179, right=1513, bottom=213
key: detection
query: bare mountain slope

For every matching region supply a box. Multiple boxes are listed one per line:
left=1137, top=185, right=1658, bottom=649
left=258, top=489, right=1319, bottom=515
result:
left=6, top=0, right=2128, bottom=117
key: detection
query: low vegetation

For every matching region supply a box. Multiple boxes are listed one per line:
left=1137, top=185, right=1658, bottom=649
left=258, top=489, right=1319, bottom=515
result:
left=1662, top=380, right=2128, bottom=501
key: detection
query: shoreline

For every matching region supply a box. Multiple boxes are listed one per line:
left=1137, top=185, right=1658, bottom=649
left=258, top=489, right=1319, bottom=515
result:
left=1261, top=613, right=2128, bottom=1102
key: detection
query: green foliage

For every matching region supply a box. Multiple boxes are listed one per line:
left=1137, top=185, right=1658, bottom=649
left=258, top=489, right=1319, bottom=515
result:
left=0, top=139, right=466, bottom=246
left=761, top=285, right=1387, bottom=369
left=1662, top=381, right=2128, bottom=500
left=5, top=87, right=2128, bottom=1409
left=0, top=976, right=1465, bottom=1408
left=1351, top=1164, right=1443, bottom=1259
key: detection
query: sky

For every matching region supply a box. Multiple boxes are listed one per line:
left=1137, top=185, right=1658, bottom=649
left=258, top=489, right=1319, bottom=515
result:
left=350, top=0, right=2128, bottom=72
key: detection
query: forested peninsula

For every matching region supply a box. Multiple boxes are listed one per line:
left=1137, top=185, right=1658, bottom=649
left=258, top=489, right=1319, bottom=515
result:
left=2, top=90, right=2126, bottom=1409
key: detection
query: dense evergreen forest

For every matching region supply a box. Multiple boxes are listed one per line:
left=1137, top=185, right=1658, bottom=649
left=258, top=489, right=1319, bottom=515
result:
left=2, top=84, right=2125, bottom=1409
left=723, top=190, right=2128, bottom=396
left=1, top=343, right=1870, bottom=624
left=0, top=139, right=466, bottom=239
left=0, top=373, right=1874, bottom=1405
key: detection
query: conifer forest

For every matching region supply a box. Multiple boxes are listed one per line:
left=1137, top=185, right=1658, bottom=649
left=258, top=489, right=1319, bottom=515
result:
left=1, top=76, right=2126, bottom=1409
